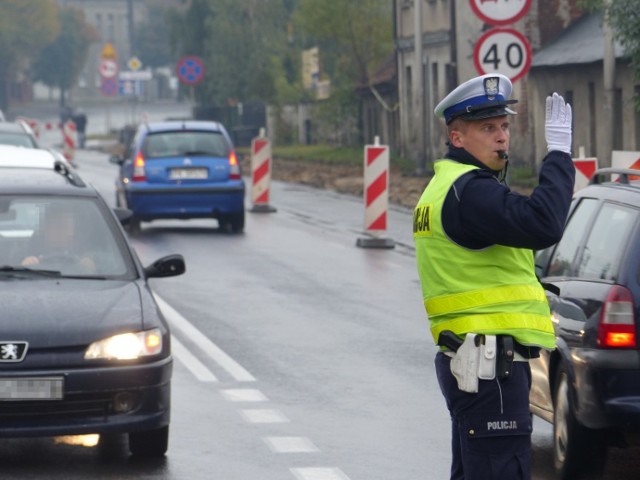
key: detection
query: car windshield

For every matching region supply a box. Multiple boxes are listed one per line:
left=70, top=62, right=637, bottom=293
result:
left=0, top=196, right=134, bottom=279
left=143, top=131, right=230, bottom=159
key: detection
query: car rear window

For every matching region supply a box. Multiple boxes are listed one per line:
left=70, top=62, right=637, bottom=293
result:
left=0, top=132, right=37, bottom=148
left=576, top=203, right=638, bottom=281
left=547, top=198, right=598, bottom=277
left=143, top=131, right=230, bottom=159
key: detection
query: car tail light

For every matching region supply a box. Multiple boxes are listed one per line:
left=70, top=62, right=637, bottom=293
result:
left=228, top=151, right=241, bottom=180
left=132, top=154, right=146, bottom=182
left=597, top=285, right=637, bottom=348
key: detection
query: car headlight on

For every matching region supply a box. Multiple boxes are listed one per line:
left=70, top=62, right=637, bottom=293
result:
left=84, top=328, right=163, bottom=360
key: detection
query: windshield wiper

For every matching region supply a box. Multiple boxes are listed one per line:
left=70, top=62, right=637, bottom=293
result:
left=0, top=265, right=62, bottom=277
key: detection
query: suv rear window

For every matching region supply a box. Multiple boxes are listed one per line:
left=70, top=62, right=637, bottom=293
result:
left=543, top=198, right=638, bottom=280
left=143, top=131, right=230, bottom=159
left=577, top=203, right=637, bottom=281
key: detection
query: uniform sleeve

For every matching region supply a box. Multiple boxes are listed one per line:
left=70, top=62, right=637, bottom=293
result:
left=444, top=151, right=575, bottom=250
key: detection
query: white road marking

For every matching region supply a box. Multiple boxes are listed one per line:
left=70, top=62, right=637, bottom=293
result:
left=290, top=467, right=351, bottom=480
left=154, top=293, right=256, bottom=382
left=239, top=409, right=290, bottom=424
left=221, top=388, right=268, bottom=402
left=171, top=335, right=218, bottom=382
left=263, top=436, right=319, bottom=453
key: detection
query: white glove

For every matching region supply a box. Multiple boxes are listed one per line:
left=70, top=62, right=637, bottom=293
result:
left=545, top=92, right=572, bottom=154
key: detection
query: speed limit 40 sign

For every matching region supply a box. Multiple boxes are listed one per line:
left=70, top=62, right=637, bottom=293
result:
left=473, top=28, right=531, bottom=83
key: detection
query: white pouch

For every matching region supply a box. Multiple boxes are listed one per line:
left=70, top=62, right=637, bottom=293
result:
left=450, top=333, right=480, bottom=393
left=478, top=335, right=497, bottom=380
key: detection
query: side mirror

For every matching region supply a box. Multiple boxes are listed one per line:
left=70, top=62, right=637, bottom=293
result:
left=109, top=154, right=124, bottom=165
left=144, top=254, right=186, bottom=278
left=113, top=207, right=133, bottom=224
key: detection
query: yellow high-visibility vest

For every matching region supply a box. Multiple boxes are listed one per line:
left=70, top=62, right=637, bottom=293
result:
left=413, top=160, right=555, bottom=349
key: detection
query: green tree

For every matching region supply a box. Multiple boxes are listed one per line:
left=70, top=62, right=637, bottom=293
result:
left=31, top=6, right=96, bottom=107
left=294, top=0, right=393, bottom=90
left=0, top=0, right=59, bottom=110
left=168, top=0, right=298, bottom=107
left=582, top=0, right=640, bottom=107
left=136, top=7, right=176, bottom=68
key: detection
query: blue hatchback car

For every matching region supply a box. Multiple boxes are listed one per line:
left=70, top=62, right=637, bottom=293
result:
left=111, top=120, right=245, bottom=233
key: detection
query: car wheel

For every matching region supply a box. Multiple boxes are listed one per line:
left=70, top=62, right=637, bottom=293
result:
left=553, top=364, right=607, bottom=479
left=229, top=211, right=245, bottom=233
left=127, top=216, right=141, bottom=235
left=129, top=425, right=168, bottom=457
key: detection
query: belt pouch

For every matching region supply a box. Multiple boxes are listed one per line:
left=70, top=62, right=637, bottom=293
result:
left=478, top=335, right=497, bottom=380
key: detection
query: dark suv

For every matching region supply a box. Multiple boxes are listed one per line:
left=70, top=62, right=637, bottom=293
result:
left=531, top=168, right=640, bottom=479
left=0, top=159, right=185, bottom=457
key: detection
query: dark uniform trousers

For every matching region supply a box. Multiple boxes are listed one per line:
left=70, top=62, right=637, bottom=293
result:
left=435, top=352, right=533, bottom=480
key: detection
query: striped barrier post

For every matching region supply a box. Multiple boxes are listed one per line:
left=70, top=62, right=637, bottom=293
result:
left=356, top=136, right=395, bottom=249
left=62, top=120, right=77, bottom=163
left=249, top=128, right=277, bottom=213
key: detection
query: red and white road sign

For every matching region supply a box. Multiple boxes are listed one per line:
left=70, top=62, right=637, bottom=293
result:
left=612, top=150, right=640, bottom=181
left=251, top=137, right=272, bottom=205
left=470, top=0, right=532, bottom=26
left=574, top=158, right=598, bottom=192
left=99, top=58, right=119, bottom=79
left=473, top=28, right=531, bottom=82
left=249, top=132, right=276, bottom=213
left=363, top=143, right=390, bottom=232
left=62, top=120, right=76, bottom=162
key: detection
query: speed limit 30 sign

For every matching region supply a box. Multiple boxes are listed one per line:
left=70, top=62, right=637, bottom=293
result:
left=473, top=28, right=531, bottom=82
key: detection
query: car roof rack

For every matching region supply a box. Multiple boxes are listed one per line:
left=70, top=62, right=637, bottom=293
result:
left=589, top=168, right=640, bottom=185
left=54, top=160, right=86, bottom=187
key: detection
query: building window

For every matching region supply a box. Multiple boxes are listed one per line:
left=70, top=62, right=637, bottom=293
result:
left=431, top=63, right=439, bottom=113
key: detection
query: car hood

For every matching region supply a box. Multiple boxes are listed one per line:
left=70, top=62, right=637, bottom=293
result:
left=1, top=279, right=147, bottom=348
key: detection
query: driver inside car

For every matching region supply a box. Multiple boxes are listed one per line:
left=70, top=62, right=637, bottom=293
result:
left=21, top=204, right=97, bottom=274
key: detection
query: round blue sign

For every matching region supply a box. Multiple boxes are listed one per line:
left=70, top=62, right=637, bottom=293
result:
left=176, top=56, right=205, bottom=85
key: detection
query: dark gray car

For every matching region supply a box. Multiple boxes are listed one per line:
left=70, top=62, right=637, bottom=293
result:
left=0, top=160, right=185, bottom=457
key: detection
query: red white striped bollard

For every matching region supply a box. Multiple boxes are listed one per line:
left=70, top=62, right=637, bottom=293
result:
left=249, top=128, right=277, bottom=213
left=62, top=120, right=77, bottom=164
left=356, top=136, right=395, bottom=249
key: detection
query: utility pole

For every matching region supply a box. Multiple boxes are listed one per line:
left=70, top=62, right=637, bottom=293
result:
left=127, top=0, right=135, bottom=58
left=414, top=0, right=426, bottom=174
left=602, top=0, right=615, bottom=167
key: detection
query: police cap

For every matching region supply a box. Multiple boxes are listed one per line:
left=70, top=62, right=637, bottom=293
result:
left=434, top=73, right=518, bottom=125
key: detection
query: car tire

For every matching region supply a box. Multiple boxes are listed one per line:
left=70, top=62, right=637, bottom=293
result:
left=229, top=211, right=245, bottom=233
left=127, top=216, right=141, bottom=235
left=129, top=425, right=169, bottom=457
left=553, top=363, right=607, bottom=479
left=219, top=211, right=245, bottom=233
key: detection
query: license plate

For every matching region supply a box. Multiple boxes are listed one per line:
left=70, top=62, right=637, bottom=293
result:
left=169, top=168, right=208, bottom=180
left=0, top=377, right=64, bottom=401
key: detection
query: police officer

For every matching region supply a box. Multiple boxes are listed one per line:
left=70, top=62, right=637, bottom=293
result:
left=413, top=73, right=574, bottom=480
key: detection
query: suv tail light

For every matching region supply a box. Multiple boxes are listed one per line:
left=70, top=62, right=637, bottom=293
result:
left=228, top=151, right=241, bottom=180
left=597, top=285, right=637, bottom=348
left=132, top=154, right=147, bottom=182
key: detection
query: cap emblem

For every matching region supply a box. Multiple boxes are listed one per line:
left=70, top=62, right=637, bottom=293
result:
left=484, top=77, right=499, bottom=100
